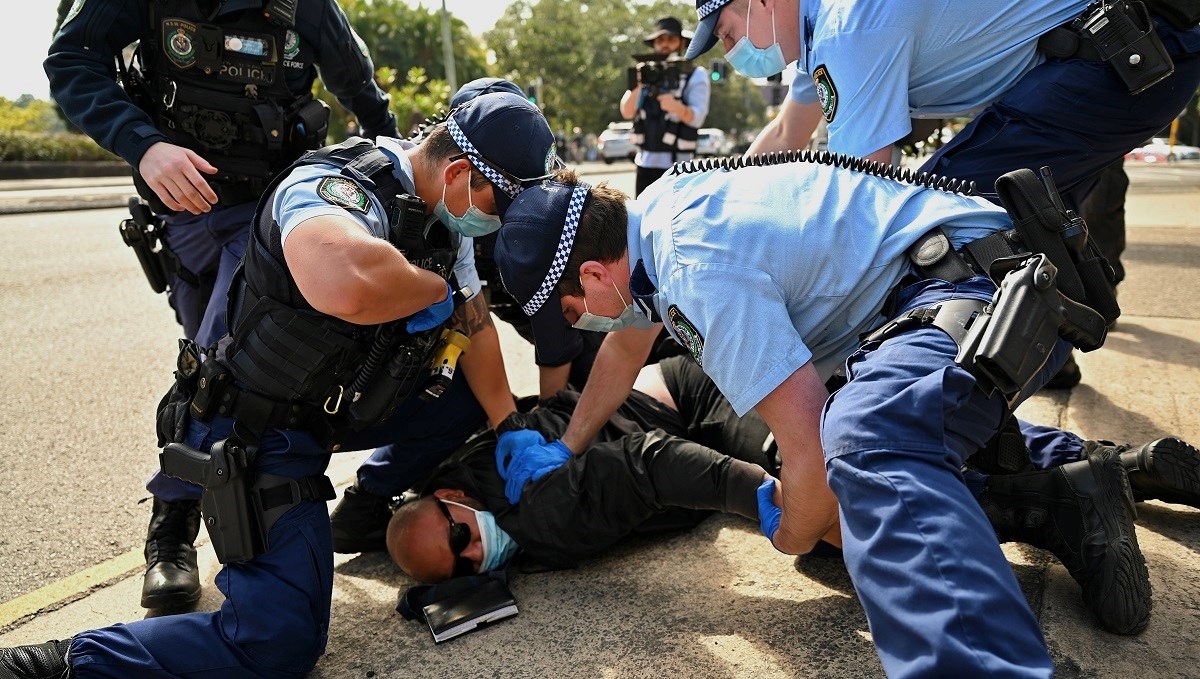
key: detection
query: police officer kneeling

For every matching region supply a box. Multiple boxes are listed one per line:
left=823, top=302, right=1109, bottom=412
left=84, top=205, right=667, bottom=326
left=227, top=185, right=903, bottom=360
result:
left=489, top=155, right=1200, bottom=678
left=0, top=92, right=556, bottom=679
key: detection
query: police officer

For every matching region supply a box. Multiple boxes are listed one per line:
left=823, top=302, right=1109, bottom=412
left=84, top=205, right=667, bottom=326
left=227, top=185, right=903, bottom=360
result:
left=45, top=0, right=400, bottom=609
left=488, top=159, right=1200, bottom=676
left=685, top=0, right=1200, bottom=388
left=622, top=17, right=712, bottom=196
left=0, top=92, right=557, bottom=679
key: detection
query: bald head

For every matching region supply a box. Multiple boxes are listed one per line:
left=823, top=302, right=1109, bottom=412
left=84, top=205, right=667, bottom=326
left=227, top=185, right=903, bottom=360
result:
left=386, top=491, right=487, bottom=584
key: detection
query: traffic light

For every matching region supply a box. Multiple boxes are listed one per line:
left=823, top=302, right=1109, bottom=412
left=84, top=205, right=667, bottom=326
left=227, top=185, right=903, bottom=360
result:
left=525, top=82, right=539, bottom=105
left=709, top=60, right=727, bottom=83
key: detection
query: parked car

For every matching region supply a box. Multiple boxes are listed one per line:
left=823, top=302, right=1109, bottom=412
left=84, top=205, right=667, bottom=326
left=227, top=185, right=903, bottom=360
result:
left=1126, top=137, right=1200, bottom=163
left=696, top=128, right=728, bottom=157
left=598, top=122, right=637, bottom=163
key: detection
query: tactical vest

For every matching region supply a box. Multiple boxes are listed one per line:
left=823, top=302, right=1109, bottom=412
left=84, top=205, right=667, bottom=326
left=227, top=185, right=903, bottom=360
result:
left=218, top=138, right=460, bottom=445
left=132, top=0, right=329, bottom=204
left=631, top=65, right=699, bottom=155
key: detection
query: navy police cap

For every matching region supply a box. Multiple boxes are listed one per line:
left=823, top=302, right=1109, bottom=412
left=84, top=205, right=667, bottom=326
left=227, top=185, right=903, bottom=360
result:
left=445, top=91, right=558, bottom=216
left=685, top=0, right=735, bottom=60
left=450, top=77, right=525, bottom=109
left=494, top=181, right=591, bottom=366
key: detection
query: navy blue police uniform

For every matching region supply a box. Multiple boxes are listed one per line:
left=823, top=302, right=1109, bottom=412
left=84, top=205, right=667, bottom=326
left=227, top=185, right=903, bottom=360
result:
left=58, top=93, right=551, bottom=677
left=46, top=0, right=399, bottom=347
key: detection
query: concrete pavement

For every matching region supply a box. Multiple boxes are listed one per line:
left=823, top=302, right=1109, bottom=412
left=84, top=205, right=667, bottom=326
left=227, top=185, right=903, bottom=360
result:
left=1, top=164, right=1198, bottom=677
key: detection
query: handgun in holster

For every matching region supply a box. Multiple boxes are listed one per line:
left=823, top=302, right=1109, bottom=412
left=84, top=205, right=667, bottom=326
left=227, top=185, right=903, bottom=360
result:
left=954, top=167, right=1118, bottom=401
left=160, top=438, right=265, bottom=564
left=119, top=196, right=174, bottom=294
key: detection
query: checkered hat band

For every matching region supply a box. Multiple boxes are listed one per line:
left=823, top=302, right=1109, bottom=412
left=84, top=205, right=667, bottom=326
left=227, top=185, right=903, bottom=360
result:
left=697, top=0, right=729, bottom=20
left=522, top=183, right=591, bottom=316
left=445, top=117, right=520, bottom=197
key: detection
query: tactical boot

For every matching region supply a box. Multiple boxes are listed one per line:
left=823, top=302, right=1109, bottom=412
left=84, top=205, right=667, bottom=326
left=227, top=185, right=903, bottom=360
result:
left=140, top=498, right=201, bottom=610
left=0, top=638, right=73, bottom=679
left=329, top=483, right=393, bottom=553
left=1085, top=437, right=1200, bottom=509
left=978, top=449, right=1152, bottom=635
left=1043, top=351, right=1082, bottom=390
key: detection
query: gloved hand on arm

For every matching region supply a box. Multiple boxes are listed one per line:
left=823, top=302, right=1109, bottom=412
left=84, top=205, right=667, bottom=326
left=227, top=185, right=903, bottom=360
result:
left=499, top=440, right=572, bottom=505
left=406, top=281, right=454, bottom=333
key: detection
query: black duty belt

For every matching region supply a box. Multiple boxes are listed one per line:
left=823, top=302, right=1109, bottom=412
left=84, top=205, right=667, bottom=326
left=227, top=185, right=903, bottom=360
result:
left=907, top=227, right=1026, bottom=284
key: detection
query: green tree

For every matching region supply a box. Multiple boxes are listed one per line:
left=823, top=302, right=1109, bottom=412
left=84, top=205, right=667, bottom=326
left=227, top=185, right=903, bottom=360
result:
left=0, top=96, right=64, bottom=133
left=319, top=0, right=492, bottom=141
left=486, top=0, right=765, bottom=138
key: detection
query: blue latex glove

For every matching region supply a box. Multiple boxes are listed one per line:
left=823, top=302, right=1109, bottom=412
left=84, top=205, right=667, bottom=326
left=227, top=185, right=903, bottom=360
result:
left=757, top=477, right=782, bottom=543
left=406, top=281, right=454, bottom=333
left=503, top=440, right=572, bottom=505
left=495, top=428, right=547, bottom=477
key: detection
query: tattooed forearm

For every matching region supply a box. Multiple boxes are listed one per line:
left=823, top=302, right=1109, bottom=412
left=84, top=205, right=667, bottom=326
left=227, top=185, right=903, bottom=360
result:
left=450, top=294, right=494, bottom=337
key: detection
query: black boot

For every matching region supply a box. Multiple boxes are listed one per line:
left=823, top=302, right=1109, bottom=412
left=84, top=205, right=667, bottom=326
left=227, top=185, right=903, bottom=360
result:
left=329, top=483, right=393, bottom=554
left=140, top=498, right=201, bottom=610
left=1085, top=437, right=1200, bottom=509
left=1043, top=351, right=1082, bottom=390
left=0, top=638, right=73, bottom=679
left=978, top=449, right=1152, bottom=635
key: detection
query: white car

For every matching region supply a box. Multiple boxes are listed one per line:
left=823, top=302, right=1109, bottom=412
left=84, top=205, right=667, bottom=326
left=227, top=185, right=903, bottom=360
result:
left=598, top=122, right=637, bottom=164
left=696, top=128, right=728, bottom=157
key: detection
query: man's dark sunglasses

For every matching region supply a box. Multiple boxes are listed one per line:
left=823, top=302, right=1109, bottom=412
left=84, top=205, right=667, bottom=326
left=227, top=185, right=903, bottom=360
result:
left=450, top=151, right=563, bottom=192
left=436, top=499, right=475, bottom=578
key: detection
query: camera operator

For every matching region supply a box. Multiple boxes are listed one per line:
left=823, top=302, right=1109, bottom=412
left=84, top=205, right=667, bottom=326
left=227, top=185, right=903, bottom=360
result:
left=620, top=17, right=711, bottom=196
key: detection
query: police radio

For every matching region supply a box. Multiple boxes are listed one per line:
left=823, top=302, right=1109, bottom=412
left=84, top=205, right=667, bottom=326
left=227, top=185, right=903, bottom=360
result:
left=1074, top=0, right=1173, bottom=95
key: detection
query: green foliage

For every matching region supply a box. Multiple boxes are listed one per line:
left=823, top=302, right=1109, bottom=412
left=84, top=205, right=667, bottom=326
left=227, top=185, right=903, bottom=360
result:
left=0, top=96, right=65, bottom=134
left=316, top=0, right=492, bottom=142
left=485, top=0, right=766, bottom=137
left=0, top=131, right=117, bottom=161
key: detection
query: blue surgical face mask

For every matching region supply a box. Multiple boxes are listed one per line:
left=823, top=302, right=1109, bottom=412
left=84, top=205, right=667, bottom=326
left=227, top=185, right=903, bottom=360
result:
left=435, top=177, right=502, bottom=237
left=725, top=1, right=787, bottom=79
left=443, top=500, right=519, bottom=573
left=573, top=280, right=656, bottom=333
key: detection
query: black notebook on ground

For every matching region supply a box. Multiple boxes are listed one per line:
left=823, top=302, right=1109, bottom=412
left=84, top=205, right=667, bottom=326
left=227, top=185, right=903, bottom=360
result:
left=422, top=578, right=519, bottom=643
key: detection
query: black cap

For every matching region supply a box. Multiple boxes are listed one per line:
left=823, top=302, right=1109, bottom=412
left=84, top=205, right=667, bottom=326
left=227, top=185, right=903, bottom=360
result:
left=494, top=181, right=592, bottom=366
left=644, top=16, right=694, bottom=45
left=445, top=92, right=558, bottom=216
left=685, top=0, right=734, bottom=60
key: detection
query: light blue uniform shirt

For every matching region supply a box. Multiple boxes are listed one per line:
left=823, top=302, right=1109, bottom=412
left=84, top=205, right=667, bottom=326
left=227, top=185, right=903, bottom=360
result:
left=788, top=0, right=1089, bottom=157
left=629, top=161, right=1012, bottom=415
left=636, top=66, right=712, bottom=170
left=272, top=137, right=481, bottom=298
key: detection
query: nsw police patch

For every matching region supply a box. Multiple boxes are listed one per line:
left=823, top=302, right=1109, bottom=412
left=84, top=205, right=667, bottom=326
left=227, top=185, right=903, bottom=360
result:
left=163, top=19, right=199, bottom=69
left=813, top=65, right=838, bottom=123
left=667, top=305, right=704, bottom=366
left=317, top=177, right=369, bottom=213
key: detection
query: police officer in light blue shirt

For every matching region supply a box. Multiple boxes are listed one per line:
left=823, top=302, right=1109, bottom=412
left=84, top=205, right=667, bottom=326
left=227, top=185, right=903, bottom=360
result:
left=684, top=0, right=1200, bottom=206
left=686, top=0, right=1200, bottom=392
left=485, top=157, right=1189, bottom=678
left=0, top=93, right=563, bottom=679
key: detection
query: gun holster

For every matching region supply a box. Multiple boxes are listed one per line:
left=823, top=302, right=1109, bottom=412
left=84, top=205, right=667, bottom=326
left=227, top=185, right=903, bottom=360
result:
left=159, top=439, right=336, bottom=564
left=161, top=439, right=262, bottom=563
left=119, top=196, right=176, bottom=294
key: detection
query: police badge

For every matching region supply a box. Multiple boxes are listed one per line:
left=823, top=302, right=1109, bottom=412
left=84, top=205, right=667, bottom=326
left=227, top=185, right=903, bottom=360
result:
left=667, top=305, right=704, bottom=366
left=813, top=65, right=838, bottom=123
left=317, top=177, right=370, bottom=213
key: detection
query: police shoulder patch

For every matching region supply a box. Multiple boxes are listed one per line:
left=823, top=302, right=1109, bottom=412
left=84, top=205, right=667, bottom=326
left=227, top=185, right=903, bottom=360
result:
left=812, top=64, right=838, bottom=123
left=317, top=176, right=369, bottom=213
left=667, top=305, right=704, bottom=366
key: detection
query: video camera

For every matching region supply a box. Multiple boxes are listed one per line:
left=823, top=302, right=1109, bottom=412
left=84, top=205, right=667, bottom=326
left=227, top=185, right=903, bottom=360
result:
left=627, top=53, right=691, bottom=93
